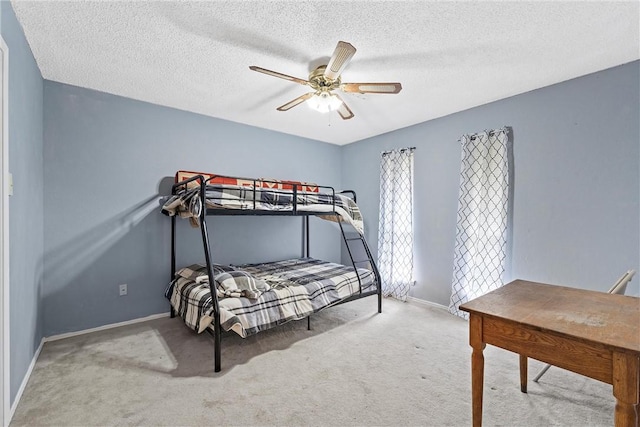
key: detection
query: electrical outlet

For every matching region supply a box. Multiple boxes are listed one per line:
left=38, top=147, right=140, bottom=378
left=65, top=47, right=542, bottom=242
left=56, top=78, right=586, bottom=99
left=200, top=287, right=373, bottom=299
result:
left=119, top=284, right=128, bottom=296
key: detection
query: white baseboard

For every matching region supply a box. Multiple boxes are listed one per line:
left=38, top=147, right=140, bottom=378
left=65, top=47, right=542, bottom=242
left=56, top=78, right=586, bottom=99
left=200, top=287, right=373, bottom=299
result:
left=45, top=312, right=171, bottom=343
left=8, top=312, right=171, bottom=423
left=406, top=296, right=448, bottom=311
left=9, top=338, right=43, bottom=422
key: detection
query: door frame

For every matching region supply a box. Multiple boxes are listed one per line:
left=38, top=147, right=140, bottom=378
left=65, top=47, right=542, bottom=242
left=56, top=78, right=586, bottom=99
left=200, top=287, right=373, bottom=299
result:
left=0, top=35, right=10, bottom=427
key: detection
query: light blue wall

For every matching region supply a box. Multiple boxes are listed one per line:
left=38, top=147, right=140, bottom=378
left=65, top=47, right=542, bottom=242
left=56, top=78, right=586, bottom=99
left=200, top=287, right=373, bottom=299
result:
left=342, top=61, right=640, bottom=305
left=1, top=1, right=44, bottom=405
left=42, top=81, right=343, bottom=336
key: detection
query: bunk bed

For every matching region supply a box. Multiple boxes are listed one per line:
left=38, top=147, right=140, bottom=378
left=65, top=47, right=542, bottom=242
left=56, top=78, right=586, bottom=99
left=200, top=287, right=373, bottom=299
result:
left=162, top=170, right=382, bottom=372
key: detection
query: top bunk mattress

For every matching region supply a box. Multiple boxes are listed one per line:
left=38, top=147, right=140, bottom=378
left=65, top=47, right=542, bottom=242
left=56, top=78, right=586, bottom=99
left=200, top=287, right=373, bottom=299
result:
left=161, top=170, right=365, bottom=234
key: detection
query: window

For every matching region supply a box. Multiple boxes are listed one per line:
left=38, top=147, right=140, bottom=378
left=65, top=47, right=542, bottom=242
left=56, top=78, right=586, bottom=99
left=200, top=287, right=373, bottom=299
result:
left=449, top=129, right=510, bottom=318
left=378, top=147, right=415, bottom=300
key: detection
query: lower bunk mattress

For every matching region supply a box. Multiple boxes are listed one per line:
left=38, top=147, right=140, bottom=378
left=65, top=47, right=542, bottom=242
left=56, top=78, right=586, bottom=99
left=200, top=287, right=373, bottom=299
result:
left=166, top=257, right=376, bottom=337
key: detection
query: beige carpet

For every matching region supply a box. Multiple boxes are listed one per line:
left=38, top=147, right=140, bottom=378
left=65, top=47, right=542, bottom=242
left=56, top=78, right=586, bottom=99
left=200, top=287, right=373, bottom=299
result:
left=11, top=298, right=613, bottom=426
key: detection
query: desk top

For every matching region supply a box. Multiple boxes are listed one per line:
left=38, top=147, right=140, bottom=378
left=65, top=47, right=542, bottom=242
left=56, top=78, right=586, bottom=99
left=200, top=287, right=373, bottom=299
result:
left=460, top=280, right=640, bottom=354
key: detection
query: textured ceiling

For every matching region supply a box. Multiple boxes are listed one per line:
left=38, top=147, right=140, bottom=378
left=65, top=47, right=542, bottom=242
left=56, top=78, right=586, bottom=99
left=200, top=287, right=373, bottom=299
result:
left=11, top=1, right=640, bottom=145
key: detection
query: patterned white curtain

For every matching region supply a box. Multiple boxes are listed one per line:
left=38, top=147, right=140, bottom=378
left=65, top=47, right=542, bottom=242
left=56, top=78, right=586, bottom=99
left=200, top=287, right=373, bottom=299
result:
left=449, top=129, right=509, bottom=319
left=378, top=148, right=415, bottom=301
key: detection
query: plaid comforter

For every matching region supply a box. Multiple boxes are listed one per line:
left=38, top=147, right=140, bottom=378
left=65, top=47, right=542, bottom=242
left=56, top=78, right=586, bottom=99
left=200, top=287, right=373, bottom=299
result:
left=167, top=258, right=376, bottom=337
left=162, top=184, right=364, bottom=234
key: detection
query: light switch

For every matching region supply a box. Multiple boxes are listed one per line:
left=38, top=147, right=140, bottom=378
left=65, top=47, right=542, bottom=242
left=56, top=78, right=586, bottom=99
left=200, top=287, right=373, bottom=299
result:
left=8, top=173, right=12, bottom=196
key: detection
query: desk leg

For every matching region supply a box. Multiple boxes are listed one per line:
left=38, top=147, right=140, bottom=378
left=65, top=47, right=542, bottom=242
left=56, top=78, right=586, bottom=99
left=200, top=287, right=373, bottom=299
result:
left=612, top=352, right=639, bottom=427
left=519, top=354, right=528, bottom=393
left=470, top=315, right=486, bottom=427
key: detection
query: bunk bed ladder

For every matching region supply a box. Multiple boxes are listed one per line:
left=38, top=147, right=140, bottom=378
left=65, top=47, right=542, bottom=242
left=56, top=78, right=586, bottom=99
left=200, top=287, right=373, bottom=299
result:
left=337, top=218, right=383, bottom=314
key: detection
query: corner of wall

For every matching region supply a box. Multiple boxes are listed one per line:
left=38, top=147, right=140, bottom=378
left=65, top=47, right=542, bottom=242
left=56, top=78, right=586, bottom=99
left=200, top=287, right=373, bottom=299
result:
left=2, top=0, right=46, bottom=410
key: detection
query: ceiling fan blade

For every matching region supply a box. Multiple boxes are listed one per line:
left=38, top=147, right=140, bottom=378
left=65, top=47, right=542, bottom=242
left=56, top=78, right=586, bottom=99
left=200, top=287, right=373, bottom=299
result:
left=249, top=66, right=309, bottom=86
left=334, top=93, right=354, bottom=120
left=341, top=82, right=402, bottom=94
left=324, top=41, right=356, bottom=80
left=276, top=92, right=314, bottom=111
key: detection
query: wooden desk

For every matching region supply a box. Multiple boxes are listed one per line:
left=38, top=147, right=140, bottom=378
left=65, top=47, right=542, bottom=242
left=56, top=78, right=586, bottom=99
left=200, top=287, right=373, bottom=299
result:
left=459, top=280, right=640, bottom=427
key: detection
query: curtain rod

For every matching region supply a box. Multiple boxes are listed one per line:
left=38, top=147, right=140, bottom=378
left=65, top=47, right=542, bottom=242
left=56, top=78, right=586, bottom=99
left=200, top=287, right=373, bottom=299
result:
left=458, top=126, right=510, bottom=142
left=382, top=146, right=416, bottom=155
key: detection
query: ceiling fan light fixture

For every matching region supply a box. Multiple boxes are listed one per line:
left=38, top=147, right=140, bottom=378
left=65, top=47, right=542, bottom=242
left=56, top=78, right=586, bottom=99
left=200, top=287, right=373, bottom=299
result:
left=307, top=91, right=343, bottom=114
left=250, top=41, right=402, bottom=120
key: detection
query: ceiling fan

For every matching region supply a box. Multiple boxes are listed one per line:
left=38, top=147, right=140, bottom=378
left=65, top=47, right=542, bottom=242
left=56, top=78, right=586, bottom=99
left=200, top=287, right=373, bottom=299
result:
left=249, top=41, right=402, bottom=120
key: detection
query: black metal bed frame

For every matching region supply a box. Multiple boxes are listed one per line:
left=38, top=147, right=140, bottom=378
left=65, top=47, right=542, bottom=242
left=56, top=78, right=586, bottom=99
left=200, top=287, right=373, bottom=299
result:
left=169, top=173, right=382, bottom=372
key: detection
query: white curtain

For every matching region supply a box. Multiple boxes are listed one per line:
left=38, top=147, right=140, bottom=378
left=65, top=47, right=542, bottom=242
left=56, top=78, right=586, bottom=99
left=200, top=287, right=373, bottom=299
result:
left=378, top=148, right=415, bottom=301
left=449, top=129, right=509, bottom=319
